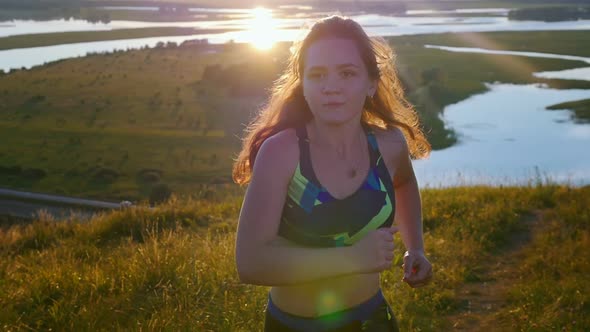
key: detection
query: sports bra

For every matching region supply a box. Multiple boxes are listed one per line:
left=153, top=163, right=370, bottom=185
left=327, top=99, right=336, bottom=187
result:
left=278, top=123, right=395, bottom=247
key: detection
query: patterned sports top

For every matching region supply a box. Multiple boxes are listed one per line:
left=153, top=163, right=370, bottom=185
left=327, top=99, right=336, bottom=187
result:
left=278, top=123, right=395, bottom=247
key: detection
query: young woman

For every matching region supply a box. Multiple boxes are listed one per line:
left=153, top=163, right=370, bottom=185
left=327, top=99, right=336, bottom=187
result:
left=233, top=15, right=433, bottom=331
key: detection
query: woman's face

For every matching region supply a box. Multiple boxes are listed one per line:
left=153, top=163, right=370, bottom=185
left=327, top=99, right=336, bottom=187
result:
left=302, top=38, right=376, bottom=125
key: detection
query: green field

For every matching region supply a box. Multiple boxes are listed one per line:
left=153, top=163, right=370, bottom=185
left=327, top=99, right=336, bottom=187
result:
left=1, top=30, right=589, bottom=200
left=0, top=43, right=278, bottom=200
left=0, top=27, right=235, bottom=51
left=0, top=184, right=588, bottom=330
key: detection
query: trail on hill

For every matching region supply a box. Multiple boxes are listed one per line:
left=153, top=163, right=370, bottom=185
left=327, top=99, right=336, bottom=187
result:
left=446, top=209, right=546, bottom=331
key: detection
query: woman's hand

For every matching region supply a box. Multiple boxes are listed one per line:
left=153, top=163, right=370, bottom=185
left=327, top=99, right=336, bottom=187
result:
left=353, top=227, right=398, bottom=273
left=402, top=250, right=433, bottom=288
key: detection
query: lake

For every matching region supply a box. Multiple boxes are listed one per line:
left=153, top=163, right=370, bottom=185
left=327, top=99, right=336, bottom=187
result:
left=411, top=46, right=590, bottom=187
left=1, top=13, right=590, bottom=72
left=413, top=83, right=590, bottom=187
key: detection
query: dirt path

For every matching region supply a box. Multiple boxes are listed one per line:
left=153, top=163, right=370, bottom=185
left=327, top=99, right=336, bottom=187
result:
left=446, top=210, right=545, bottom=331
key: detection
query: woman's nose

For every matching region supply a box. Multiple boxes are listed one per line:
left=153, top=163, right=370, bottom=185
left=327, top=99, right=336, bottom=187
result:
left=322, top=75, right=341, bottom=94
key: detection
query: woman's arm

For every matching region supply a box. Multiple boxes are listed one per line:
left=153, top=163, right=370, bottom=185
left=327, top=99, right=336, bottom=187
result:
left=389, top=129, right=433, bottom=287
left=393, top=149, right=424, bottom=253
left=235, top=131, right=395, bottom=286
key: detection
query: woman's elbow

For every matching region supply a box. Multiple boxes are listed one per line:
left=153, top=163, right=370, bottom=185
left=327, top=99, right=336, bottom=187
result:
left=236, top=251, right=265, bottom=285
left=237, top=265, right=271, bottom=286
left=236, top=260, right=255, bottom=284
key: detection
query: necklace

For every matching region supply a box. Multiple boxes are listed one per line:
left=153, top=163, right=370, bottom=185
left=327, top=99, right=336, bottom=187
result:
left=346, top=131, right=365, bottom=178
left=307, top=128, right=366, bottom=178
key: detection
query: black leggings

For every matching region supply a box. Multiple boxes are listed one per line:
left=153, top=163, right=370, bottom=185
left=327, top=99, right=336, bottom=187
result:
left=264, top=291, right=399, bottom=332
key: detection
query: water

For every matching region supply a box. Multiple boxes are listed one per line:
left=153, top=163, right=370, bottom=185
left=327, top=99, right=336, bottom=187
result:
left=98, top=7, right=258, bottom=14
left=534, top=67, right=590, bottom=81
left=406, top=8, right=511, bottom=15
left=409, top=45, right=590, bottom=187
left=3, top=15, right=590, bottom=38
left=413, top=83, right=590, bottom=187
left=0, top=19, right=113, bottom=37
left=1, top=15, right=590, bottom=71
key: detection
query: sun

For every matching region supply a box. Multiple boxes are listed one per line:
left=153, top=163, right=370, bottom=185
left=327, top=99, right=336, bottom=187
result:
left=248, top=7, right=277, bottom=50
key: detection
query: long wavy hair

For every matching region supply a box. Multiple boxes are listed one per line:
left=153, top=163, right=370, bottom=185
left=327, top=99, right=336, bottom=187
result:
left=232, top=15, right=431, bottom=185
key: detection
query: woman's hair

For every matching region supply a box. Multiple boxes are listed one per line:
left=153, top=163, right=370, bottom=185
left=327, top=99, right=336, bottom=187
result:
left=232, top=15, right=431, bottom=185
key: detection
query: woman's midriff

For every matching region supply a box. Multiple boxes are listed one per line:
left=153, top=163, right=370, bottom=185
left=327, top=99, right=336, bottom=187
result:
left=269, top=272, right=381, bottom=317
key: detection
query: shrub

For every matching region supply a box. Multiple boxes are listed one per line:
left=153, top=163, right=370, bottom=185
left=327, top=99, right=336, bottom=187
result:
left=28, top=95, right=46, bottom=103
left=137, top=168, right=163, bottom=183
left=0, top=165, right=22, bottom=175
left=91, top=167, right=119, bottom=183
left=149, top=183, right=172, bottom=205
left=21, top=168, right=47, bottom=180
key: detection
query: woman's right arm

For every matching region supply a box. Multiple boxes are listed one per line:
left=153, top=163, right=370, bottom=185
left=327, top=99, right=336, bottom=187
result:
left=235, top=131, right=395, bottom=286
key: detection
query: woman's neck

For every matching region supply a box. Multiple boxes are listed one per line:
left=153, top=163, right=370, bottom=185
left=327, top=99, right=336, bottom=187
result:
left=306, top=118, right=365, bottom=159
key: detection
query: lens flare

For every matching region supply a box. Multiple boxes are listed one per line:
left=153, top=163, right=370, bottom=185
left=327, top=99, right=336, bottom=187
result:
left=248, top=7, right=277, bottom=50
left=316, top=291, right=342, bottom=315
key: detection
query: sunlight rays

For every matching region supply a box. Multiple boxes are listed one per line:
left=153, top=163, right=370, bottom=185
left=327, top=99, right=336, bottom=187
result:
left=247, top=7, right=278, bottom=50
left=454, top=32, right=537, bottom=75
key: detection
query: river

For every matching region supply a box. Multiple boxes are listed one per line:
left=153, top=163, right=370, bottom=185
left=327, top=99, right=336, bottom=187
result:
left=1, top=11, right=590, bottom=72
left=413, top=46, right=590, bottom=187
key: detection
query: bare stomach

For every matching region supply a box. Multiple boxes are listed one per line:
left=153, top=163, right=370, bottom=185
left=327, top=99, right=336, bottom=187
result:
left=269, top=272, right=381, bottom=317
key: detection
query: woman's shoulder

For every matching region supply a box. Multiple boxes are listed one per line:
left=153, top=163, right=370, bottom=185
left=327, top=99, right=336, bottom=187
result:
left=254, top=127, right=300, bottom=179
left=370, top=125, right=409, bottom=154
left=260, top=127, right=299, bottom=157
left=369, top=125, right=413, bottom=184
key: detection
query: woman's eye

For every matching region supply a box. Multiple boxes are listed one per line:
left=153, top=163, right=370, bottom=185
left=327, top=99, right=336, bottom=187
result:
left=308, top=72, right=324, bottom=79
left=341, top=70, right=356, bottom=78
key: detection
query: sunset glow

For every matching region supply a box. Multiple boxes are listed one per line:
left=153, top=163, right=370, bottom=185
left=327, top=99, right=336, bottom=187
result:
left=247, top=7, right=278, bottom=50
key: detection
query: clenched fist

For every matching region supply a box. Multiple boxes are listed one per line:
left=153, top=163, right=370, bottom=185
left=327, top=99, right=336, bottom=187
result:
left=353, top=227, right=398, bottom=273
left=402, top=250, right=433, bottom=288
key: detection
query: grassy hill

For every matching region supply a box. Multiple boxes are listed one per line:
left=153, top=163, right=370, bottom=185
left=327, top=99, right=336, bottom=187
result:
left=0, top=42, right=284, bottom=201
left=1, top=30, right=589, bottom=201
left=0, top=184, right=588, bottom=330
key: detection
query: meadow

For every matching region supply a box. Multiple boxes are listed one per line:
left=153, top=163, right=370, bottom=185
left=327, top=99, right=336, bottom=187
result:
left=0, top=184, right=587, bottom=331
left=1, top=30, right=589, bottom=201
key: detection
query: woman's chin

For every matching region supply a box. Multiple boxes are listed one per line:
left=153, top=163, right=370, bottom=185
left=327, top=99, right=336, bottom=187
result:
left=313, top=112, right=359, bottom=126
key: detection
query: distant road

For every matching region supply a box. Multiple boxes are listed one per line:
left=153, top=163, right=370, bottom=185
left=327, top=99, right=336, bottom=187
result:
left=0, top=197, right=94, bottom=220
left=0, top=188, right=126, bottom=220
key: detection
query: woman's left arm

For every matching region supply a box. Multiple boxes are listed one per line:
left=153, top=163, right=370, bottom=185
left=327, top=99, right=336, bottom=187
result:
left=391, top=133, right=433, bottom=288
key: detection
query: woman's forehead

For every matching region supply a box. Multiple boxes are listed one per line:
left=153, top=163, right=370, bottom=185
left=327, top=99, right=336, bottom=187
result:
left=304, top=38, right=365, bottom=70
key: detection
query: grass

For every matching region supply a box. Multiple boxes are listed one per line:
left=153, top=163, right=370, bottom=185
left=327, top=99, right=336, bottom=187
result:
left=0, top=30, right=589, bottom=200
left=0, top=28, right=234, bottom=51
left=78, top=8, right=213, bottom=23
left=547, top=98, right=590, bottom=123
left=395, top=30, right=590, bottom=57
left=392, top=30, right=590, bottom=101
left=496, top=185, right=590, bottom=330
left=0, top=122, right=234, bottom=201
left=0, top=184, right=588, bottom=330
left=0, top=43, right=277, bottom=200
